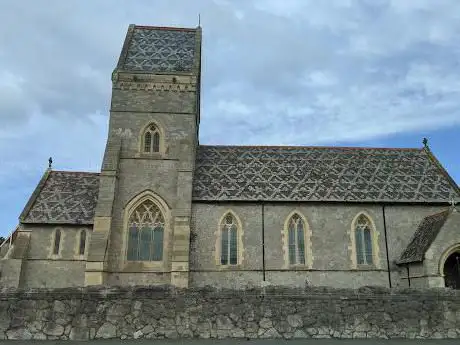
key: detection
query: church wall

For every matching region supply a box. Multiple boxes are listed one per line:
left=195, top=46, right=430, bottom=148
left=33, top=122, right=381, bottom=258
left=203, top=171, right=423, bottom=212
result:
left=190, top=203, right=390, bottom=288
left=105, top=272, right=171, bottom=286
left=15, top=225, right=92, bottom=288
left=20, top=261, right=87, bottom=288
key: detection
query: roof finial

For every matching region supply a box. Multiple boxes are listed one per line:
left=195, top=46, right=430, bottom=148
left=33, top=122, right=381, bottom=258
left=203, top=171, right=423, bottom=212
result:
left=198, top=13, right=201, bottom=27
left=422, top=137, right=429, bottom=150
left=48, top=157, right=53, bottom=169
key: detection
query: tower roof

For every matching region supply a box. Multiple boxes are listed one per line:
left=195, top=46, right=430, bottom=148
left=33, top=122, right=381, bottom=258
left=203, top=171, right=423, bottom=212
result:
left=116, top=24, right=201, bottom=73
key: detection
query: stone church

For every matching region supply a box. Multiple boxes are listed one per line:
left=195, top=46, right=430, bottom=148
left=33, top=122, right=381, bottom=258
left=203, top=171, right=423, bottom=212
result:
left=1, top=24, right=459, bottom=290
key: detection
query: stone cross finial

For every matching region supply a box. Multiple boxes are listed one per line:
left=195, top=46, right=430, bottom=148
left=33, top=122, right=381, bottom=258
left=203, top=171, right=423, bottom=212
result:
left=48, top=157, right=53, bottom=169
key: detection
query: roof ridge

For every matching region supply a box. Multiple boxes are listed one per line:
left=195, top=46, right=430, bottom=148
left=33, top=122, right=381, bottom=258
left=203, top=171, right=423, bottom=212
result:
left=51, top=170, right=100, bottom=175
left=134, top=25, right=198, bottom=32
left=423, top=148, right=460, bottom=195
left=199, top=144, right=423, bottom=151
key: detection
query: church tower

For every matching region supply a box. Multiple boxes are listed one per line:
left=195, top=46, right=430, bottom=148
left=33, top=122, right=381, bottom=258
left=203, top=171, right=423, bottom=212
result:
left=84, top=25, right=202, bottom=287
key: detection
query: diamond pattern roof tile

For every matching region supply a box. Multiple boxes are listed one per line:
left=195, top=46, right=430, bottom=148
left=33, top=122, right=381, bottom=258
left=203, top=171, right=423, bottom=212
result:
left=192, top=145, right=460, bottom=202
left=21, top=171, right=99, bottom=224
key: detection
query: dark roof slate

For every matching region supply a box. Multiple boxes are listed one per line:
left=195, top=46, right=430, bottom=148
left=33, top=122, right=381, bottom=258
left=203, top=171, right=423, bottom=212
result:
left=192, top=145, right=460, bottom=202
left=118, top=25, right=198, bottom=73
left=397, top=210, right=451, bottom=264
left=20, top=171, right=99, bottom=225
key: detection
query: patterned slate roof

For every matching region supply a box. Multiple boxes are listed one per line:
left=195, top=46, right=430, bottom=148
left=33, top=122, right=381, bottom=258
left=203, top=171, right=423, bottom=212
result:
left=119, top=25, right=197, bottom=73
left=192, top=146, right=460, bottom=202
left=398, top=210, right=450, bottom=264
left=21, top=171, right=99, bottom=224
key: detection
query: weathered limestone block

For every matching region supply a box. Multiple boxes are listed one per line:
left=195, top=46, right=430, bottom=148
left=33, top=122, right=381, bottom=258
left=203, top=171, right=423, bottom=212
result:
left=6, top=328, right=32, bottom=340
left=96, top=322, right=117, bottom=339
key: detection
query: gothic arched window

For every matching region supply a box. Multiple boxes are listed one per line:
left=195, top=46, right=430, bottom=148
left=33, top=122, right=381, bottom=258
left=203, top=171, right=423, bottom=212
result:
left=53, top=229, right=61, bottom=255
left=220, top=213, right=239, bottom=265
left=287, top=213, right=306, bottom=265
left=354, top=214, right=373, bottom=265
left=143, top=124, right=161, bottom=153
left=127, top=199, right=164, bottom=261
left=79, top=230, right=86, bottom=256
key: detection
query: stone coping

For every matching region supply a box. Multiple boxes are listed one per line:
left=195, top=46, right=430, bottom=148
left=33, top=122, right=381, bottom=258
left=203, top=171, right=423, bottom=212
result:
left=1, top=285, right=459, bottom=301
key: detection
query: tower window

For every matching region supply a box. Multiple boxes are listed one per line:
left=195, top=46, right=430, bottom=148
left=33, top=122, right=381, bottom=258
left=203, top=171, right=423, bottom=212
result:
left=143, top=124, right=161, bottom=153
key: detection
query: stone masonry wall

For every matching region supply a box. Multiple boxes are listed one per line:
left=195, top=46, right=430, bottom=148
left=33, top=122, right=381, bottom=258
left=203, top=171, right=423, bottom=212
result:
left=1, top=285, right=460, bottom=340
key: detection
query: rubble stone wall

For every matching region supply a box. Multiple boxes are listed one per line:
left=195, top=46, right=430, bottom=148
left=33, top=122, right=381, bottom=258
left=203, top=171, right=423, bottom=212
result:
left=0, top=285, right=459, bottom=340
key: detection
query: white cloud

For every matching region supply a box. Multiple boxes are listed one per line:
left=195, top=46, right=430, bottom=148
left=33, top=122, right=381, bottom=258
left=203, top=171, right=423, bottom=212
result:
left=1, top=0, right=460, bottom=234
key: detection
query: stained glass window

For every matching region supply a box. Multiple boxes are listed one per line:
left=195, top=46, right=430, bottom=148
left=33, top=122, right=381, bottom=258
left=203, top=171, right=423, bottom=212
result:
left=53, top=229, right=61, bottom=255
left=127, top=199, right=165, bottom=261
left=143, top=124, right=161, bottom=153
left=355, top=214, right=373, bottom=265
left=79, top=230, right=86, bottom=255
left=287, top=214, right=306, bottom=265
left=221, top=213, right=238, bottom=265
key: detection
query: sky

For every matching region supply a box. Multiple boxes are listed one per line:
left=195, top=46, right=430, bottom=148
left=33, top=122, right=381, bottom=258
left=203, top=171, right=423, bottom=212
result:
left=0, top=0, right=459, bottom=237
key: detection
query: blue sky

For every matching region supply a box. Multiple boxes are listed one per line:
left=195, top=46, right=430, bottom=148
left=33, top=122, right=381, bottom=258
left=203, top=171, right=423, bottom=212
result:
left=0, top=0, right=459, bottom=237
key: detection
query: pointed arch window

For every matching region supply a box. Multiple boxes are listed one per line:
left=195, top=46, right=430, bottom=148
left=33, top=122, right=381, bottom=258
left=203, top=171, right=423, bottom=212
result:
left=143, top=124, right=161, bottom=153
left=220, top=213, right=239, bottom=265
left=127, top=199, right=164, bottom=261
left=53, top=229, right=61, bottom=255
left=79, top=230, right=86, bottom=256
left=355, top=214, right=373, bottom=265
left=287, top=213, right=306, bottom=265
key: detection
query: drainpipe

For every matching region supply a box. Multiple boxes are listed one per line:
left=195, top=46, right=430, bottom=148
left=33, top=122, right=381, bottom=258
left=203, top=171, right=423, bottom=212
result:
left=261, top=202, right=266, bottom=282
left=382, top=205, right=392, bottom=288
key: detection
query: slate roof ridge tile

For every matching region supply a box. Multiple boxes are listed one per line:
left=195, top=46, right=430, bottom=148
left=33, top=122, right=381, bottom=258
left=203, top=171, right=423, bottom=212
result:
left=198, top=144, right=423, bottom=152
left=51, top=170, right=100, bottom=175
left=133, top=25, right=198, bottom=32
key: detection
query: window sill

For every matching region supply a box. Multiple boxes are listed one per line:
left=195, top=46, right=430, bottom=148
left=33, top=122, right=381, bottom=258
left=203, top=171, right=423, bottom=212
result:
left=286, top=265, right=311, bottom=270
left=123, top=261, right=166, bottom=272
left=354, top=264, right=378, bottom=270
left=216, top=264, right=242, bottom=270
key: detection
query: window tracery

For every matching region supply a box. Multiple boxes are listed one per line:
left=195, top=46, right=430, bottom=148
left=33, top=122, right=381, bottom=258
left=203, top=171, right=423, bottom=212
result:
left=220, top=213, right=238, bottom=265
left=354, top=214, right=373, bottom=265
left=287, top=213, right=306, bottom=265
left=127, top=199, right=164, bottom=261
left=143, top=124, right=161, bottom=153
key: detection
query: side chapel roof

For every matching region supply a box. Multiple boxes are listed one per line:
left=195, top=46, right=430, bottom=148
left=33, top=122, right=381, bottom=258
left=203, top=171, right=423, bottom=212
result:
left=397, top=209, right=451, bottom=265
left=19, top=170, right=99, bottom=225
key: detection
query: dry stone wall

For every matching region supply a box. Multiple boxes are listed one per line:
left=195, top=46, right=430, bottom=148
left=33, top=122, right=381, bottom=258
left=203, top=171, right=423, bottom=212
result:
left=0, top=285, right=460, bottom=340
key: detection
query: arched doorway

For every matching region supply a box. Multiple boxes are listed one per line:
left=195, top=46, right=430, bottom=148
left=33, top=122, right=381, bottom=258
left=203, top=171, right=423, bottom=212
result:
left=443, top=251, right=460, bottom=289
